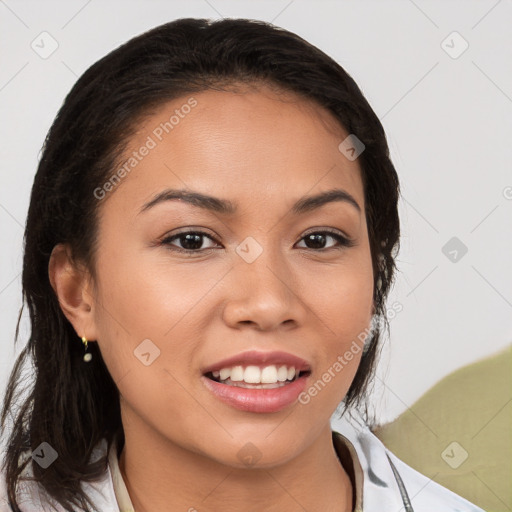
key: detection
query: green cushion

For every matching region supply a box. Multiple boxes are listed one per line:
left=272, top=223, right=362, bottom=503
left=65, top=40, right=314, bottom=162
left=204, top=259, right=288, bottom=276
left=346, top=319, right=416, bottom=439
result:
left=373, top=344, right=512, bottom=512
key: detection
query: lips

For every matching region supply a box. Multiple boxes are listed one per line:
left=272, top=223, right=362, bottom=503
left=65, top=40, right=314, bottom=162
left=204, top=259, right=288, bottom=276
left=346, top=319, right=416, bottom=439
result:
left=201, top=372, right=310, bottom=413
left=200, top=350, right=312, bottom=413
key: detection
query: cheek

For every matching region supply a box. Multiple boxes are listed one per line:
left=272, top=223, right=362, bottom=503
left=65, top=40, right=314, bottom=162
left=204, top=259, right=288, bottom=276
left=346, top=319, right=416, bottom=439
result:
left=92, top=265, right=197, bottom=430
left=94, top=245, right=195, bottom=333
left=91, top=250, right=201, bottom=392
left=303, top=254, right=373, bottom=395
left=307, top=258, right=374, bottom=337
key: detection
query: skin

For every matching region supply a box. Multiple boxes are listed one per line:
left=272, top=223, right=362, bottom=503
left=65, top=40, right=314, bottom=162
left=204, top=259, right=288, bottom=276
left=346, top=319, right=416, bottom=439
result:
left=49, top=84, right=375, bottom=512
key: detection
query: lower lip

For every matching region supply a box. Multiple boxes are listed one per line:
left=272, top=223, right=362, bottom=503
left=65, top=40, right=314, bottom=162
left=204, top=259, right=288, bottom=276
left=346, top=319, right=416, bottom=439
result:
left=201, top=374, right=309, bottom=413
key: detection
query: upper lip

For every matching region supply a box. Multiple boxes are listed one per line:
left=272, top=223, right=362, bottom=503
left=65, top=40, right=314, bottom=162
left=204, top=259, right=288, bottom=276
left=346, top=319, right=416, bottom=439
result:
left=202, top=350, right=312, bottom=375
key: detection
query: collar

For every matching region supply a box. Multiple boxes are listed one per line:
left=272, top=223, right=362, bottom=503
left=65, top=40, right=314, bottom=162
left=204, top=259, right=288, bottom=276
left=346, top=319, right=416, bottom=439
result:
left=332, top=411, right=411, bottom=511
left=97, top=412, right=484, bottom=511
left=108, top=436, right=135, bottom=512
left=2, top=414, right=483, bottom=511
left=107, top=423, right=366, bottom=512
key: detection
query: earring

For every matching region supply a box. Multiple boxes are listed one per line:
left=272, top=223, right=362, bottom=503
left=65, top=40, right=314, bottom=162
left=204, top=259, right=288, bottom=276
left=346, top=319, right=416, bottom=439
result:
left=81, top=336, right=92, bottom=362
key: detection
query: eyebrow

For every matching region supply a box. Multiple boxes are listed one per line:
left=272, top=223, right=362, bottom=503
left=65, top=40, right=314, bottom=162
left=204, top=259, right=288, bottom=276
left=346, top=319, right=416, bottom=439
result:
left=138, top=187, right=361, bottom=216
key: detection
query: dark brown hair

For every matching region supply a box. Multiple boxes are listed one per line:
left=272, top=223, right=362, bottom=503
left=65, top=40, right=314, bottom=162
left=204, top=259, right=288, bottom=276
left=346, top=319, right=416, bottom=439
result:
left=0, top=17, right=400, bottom=511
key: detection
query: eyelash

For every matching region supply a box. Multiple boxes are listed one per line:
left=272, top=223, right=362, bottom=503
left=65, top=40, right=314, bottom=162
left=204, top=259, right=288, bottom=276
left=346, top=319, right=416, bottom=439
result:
left=159, top=229, right=355, bottom=255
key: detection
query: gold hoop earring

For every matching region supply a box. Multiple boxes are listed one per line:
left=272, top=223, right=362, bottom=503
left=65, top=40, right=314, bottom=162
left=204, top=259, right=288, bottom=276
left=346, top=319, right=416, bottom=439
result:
left=81, top=336, right=92, bottom=362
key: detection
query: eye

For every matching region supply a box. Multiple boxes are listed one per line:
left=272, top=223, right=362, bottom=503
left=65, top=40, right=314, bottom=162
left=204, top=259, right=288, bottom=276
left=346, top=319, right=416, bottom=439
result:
left=159, top=228, right=355, bottom=254
left=296, top=230, right=355, bottom=251
left=160, top=230, right=220, bottom=253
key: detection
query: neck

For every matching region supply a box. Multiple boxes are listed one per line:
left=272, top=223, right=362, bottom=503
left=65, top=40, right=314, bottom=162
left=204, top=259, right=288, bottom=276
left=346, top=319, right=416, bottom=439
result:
left=118, top=422, right=353, bottom=512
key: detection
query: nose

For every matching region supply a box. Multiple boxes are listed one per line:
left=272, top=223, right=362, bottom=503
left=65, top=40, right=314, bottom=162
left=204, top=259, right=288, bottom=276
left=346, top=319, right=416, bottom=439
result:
left=221, top=243, right=306, bottom=332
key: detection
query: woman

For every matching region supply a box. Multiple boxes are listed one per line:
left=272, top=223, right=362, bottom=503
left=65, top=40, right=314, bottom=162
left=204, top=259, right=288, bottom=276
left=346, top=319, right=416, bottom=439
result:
left=0, top=18, right=484, bottom=512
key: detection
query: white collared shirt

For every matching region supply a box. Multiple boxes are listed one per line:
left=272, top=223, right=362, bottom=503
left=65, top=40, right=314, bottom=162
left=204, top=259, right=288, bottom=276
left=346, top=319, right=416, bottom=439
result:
left=0, top=412, right=485, bottom=511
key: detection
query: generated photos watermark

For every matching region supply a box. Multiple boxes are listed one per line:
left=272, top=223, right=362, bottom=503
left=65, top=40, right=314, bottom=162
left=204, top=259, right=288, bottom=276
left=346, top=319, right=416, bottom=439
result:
left=298, top=301, right=402, bottom=405
left=94, top=97, right=198, bottom=201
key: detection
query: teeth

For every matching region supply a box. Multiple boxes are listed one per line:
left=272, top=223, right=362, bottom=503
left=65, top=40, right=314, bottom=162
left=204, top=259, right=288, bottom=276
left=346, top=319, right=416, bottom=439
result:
left=261, top=365, right=277, bottom=383
left=244, top=366, right=261, bottom=383
left=219, top=368, right=230, bottom=380
left=231, top=365, right=244, bottom=382
left=209, top=364, right=303, bottom=385
left=277, top=365, right=288, bottom=382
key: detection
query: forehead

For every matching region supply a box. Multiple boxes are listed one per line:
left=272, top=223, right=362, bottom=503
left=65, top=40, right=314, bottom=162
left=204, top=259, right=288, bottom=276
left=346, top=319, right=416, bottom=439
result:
left=100, top=85, right=365, bottom=218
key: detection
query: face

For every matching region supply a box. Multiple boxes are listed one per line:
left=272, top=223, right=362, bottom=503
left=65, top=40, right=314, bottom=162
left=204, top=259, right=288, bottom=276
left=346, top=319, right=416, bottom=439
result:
left=87, top=85, right=374, bottom=467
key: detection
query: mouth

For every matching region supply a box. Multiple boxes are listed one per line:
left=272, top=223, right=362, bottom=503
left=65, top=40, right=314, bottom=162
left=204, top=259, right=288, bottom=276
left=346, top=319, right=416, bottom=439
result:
left=201, top=365, right=312, bottom=413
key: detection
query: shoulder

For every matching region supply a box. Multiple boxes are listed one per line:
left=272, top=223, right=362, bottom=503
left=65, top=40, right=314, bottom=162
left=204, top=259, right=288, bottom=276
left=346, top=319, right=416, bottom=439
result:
left=0, top=439, right=120, bottom=512
left=332, top=412, right=485, bottom=512
left=0, top=457, right=65, bottom=512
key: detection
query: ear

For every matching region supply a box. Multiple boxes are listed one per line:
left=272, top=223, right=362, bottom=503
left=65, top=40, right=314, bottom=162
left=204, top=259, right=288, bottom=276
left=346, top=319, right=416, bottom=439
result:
left=48, top=243, right=98, bottom=342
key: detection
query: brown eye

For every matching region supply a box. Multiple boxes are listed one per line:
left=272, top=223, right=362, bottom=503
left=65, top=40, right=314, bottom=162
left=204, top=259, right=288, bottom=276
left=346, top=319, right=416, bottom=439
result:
left=161, top=231, right=219, bottom=253
left=160, top=229, right=355, bottom=255
left=296, top=230, right=355, bottom=251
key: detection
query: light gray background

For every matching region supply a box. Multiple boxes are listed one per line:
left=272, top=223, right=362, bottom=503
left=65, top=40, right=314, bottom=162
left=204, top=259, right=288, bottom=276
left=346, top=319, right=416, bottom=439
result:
left=1, top=0, right=511, bottom=425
